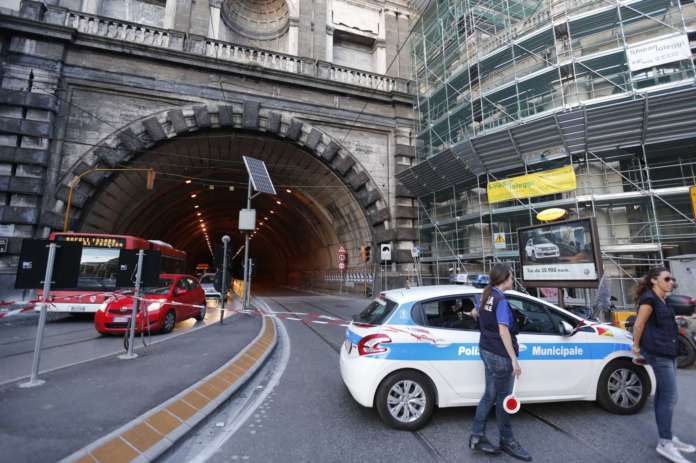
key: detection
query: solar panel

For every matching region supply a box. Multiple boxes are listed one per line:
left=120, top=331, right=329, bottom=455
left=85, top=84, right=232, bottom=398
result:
left=242, top=156, right=277, bottom=195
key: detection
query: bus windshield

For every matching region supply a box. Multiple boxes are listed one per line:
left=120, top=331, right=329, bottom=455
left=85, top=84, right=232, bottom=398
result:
left=77, top=247, right=119, bottom=289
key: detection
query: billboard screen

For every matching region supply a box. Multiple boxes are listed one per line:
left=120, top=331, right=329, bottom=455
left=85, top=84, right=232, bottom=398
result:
left=517, top=218, right=603, bottom=287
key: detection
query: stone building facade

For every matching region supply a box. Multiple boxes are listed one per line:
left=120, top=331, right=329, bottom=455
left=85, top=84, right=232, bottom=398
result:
left=0, top=0, right=419, bottom=296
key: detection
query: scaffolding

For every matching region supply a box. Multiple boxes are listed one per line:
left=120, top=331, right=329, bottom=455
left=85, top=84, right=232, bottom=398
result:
left=412, top=0, right=696, bottom=159
left=404, top=0, right=696, bottom=307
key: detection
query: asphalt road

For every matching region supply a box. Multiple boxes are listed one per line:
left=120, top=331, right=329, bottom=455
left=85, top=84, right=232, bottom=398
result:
left=163, top=289, right=696, bottom=463
left=0, top=301, right=259, bottom=463
left=0, top=300, right=229, bottom=385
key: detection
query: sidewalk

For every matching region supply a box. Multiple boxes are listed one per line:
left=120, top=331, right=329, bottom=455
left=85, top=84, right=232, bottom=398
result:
left=0, top=304, right=269, bottom=463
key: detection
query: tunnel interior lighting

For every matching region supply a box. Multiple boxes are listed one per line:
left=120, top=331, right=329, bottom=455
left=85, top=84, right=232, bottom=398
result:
left=276, top=200, right=282, bottom=205
left=286, top=189, right=292, bottom=193
left=194, top=205, right=199, bottom=209
left=197, top=212, right=202, bottom=216
left=264, top=216, right=269, bottom=220
left=270, top=210, right=275, bottom=214
left=229, top=186, right=235, bottom=191
left=185, top=179, right=192, bottom=184
left=191, top=193, right=197, bottom=198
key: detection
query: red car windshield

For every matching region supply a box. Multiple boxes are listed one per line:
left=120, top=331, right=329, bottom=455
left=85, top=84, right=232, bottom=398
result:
left=142, top=279, right=174, bottom=295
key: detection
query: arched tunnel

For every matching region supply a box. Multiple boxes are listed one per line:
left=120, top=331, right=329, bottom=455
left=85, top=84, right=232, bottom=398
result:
left=76, top=129, right=374, bottom=287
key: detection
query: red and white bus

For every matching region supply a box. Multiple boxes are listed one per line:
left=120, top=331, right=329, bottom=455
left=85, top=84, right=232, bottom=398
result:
left=38, top=232, right=186, bottom=313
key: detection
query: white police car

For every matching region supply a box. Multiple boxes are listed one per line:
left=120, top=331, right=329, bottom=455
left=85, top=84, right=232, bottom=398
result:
left=340, top=285, right=654, bottom=430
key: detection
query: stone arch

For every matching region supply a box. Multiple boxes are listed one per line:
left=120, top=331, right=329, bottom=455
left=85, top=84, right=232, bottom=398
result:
left=48, top=102, right=392, bottom=253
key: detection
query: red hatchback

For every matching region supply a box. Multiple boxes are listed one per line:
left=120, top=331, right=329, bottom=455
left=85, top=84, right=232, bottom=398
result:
left=95, top=274, right=207, bottom=335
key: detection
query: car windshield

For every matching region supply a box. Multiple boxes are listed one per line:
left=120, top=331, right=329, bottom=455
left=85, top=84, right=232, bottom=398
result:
left=77, top=247, right=119, bottom=289
left=200, top=275, right=214, bottom=285
left=142, top=279, right=173, bottom=295
left=536, top=237, right=553, bottom=244
left=354, top=298, right=398, bottom=325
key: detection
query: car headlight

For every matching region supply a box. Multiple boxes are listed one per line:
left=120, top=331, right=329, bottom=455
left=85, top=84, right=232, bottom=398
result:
left=147, top=302, right=163, bottom=313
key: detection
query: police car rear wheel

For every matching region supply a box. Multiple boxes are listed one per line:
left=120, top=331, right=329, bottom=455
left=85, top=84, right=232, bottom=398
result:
left=597, top=359, right=649, bottom=414
left=376, top=371, right=435, bottom=431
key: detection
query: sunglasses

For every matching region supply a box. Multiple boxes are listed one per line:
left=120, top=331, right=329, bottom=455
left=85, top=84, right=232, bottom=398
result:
left=662, top=277, right=674, bottom=283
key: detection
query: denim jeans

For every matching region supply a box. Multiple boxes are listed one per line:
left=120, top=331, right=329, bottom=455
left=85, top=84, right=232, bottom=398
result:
left=471, top=349, right=514, bottom=441
left=644, top=352, right=678, bottom=440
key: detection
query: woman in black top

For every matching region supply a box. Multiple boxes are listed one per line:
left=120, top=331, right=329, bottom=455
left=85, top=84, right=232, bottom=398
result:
left=631, top=267, right=694, bottom=463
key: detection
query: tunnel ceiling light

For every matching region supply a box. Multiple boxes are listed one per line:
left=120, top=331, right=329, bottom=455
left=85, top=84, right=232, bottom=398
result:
left=199, top=219, right=203, bottom=223
left=276, top=200, right=282, bottom=205
left=208, top=185, right=214, bottom=190
left=197, top=212, right=202, bottom=216
left=185, top=179, right=192, bottom=184
left=264, top=216, right=269, bottom=220
left=286, top=189, right=292, bottom=193
left=270, top=210, right=275, bottom=214
left=194, top=205, right=199, bottom=209
left=229, top=186, right=235, bottom=192
left=259, top=221, right=263, bottom=225
left=191, top=193, right=197, bottom=198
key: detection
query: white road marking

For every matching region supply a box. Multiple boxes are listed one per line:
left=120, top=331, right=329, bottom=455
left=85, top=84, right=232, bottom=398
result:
left=186, top=299, right=290, bottom=463
left=311, top=321, right=328, bottom=325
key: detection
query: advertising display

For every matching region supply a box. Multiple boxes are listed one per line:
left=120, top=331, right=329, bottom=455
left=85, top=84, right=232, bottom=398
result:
left=518, top=218, right=603, bottom=288
left=487, top=165, right=576, bottom=204
left=626, top=34, right=692, bottom=72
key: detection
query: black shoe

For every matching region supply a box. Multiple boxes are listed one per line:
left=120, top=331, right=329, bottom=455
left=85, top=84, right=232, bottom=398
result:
left=469, top=435, right=500, bottom=455
left=500, top=438, right=532, bottom=461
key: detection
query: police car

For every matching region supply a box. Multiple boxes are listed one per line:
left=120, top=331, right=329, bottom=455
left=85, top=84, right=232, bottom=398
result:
left=340, top=285, right=654, bottom=430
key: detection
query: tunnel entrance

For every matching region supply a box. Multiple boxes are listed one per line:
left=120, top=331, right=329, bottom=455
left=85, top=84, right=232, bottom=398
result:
left=73, top=127, right=375, bottom=289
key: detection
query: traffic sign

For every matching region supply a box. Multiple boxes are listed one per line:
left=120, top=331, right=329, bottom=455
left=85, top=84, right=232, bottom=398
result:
left=380, top=244, right=392, bottom=262
left=337, top=246, right=347, bottom=263
left=494, top=232, right=506, bottom=249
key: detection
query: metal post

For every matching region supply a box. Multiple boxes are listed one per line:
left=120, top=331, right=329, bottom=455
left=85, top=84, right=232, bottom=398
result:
left=20, top=242, right=57, bottom=388
left=242, top=178, right=252, bottom=309
left=120, top=249, right=144, bottom=360
left=220, top=235, right=230, bottom=324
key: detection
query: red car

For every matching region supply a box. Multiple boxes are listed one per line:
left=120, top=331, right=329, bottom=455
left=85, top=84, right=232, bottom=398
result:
left=95, top=274, right=206, bottom=335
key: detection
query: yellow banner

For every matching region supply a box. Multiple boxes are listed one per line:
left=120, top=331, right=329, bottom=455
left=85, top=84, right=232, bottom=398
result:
left=487, top=165, right=577, bottom=204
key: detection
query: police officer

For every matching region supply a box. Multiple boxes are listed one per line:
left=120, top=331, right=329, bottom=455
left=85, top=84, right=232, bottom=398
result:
left=469, top=263, right=531, bottom=461
left=632, top=267, right=695, bottom=463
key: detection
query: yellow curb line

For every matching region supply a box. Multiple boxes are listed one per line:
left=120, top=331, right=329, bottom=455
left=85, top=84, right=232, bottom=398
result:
left=60, top=312, right=277, bottom=463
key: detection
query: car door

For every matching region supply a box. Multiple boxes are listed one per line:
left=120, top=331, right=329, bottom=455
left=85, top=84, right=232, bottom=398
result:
left=186, top=277, right=203, bottom=316
left=507, top=295, right=594, bottom=400
left=173, top=278, right=190, bottom=318
left=411, top=294, right=483, bottom=402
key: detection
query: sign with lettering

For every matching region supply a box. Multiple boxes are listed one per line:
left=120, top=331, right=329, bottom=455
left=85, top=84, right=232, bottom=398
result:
left=55, top=235, right=126, bottom=248
left=627, top=34, right=692, bottom=72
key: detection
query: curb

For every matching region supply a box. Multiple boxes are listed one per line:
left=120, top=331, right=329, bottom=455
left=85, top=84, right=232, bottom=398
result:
left=60, top=305, right=278, bottom=463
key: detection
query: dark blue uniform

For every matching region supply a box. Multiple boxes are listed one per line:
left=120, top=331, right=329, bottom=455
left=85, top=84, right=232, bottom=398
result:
left=478, top=287, right=519, bottom=357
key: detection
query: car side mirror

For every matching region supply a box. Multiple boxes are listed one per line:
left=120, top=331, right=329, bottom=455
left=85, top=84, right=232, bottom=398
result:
left=560, top=320, right=575, bottom=336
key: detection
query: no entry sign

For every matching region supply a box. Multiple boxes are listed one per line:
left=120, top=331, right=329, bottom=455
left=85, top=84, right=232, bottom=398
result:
left=337, top=246, right=347, bottom=271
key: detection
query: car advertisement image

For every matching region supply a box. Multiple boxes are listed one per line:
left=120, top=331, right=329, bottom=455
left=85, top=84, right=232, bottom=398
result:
left=519, top=219, right=600, bottom=282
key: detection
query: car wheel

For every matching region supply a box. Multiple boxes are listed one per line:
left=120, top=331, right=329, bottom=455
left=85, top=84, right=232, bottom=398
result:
left=195, top=304, right=206, bottom=321
left=676, top=335, right=696, bottom=369
left=161, top=310, right=176, bottom=334
left=375, top=370, right=436, bottom=431
left=596, top=359, right=650, bottom=414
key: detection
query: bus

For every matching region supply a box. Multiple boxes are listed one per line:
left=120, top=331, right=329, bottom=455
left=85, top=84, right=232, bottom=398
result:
left=38, top=232, right=186, bottom=313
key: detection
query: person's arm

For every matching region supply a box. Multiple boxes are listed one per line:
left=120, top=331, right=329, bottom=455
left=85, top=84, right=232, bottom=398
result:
left=499, top=324, right=521, bottom=376
left=632, top=303, right=653, bottom=357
